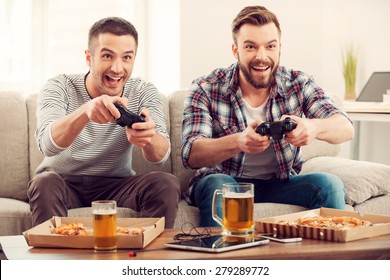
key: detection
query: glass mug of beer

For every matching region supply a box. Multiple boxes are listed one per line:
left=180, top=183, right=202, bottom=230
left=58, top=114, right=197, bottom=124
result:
left=92, top=200, right=117, bottom=252
left=212, top=183, right=254, bottom=236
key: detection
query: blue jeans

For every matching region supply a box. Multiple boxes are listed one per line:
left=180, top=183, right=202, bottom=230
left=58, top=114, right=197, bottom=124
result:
left=190, top=173, right=346, bottom=227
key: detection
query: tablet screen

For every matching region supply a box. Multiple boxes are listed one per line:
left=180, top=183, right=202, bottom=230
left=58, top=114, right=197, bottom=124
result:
left=165, top=235, right=269, bottom=253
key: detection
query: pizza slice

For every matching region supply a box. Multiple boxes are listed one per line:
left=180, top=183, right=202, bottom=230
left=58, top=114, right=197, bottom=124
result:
left=52, top=223, right=145, bottom=236
left=116, top=226, right=144, bottom=235
left=296, top=216, right=372, bottom=229
left=51, top=222, right=89, bottom=236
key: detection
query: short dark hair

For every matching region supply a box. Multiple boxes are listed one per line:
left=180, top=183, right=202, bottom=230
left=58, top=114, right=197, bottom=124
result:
left=88, top=17, right=138, bottom=50
left=231, top=6, right=281, bottom=43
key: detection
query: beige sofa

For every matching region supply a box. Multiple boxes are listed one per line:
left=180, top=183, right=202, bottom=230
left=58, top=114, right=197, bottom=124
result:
left=1, top=90, right=390, bottom=235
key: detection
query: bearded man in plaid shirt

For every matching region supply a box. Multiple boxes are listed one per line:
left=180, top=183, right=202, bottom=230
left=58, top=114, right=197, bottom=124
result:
left=181, top=6, right=354, bottom=227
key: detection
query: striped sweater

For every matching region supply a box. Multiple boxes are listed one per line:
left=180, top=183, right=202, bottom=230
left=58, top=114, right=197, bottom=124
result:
left=35, top=73, right=169, bottom=177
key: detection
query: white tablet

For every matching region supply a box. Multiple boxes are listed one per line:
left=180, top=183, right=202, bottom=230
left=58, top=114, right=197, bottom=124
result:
left=165, top=235, right=269, bottom=253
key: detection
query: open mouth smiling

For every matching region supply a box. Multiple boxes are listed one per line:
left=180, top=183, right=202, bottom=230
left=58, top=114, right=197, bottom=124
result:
left=106, top=75, right=123, bottom=82
left=105, top=75, right=124, bottom=87
left=251, top=65, right=270, bottom=72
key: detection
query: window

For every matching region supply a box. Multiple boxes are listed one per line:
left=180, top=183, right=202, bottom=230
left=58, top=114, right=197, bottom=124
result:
left=0, top=0, right=33, bottom=93
left=0, top=0, right=179, bottom=95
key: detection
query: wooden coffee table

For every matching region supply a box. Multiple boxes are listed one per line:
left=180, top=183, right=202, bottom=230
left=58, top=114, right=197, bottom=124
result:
left=1, top=228, right=390, bottom=260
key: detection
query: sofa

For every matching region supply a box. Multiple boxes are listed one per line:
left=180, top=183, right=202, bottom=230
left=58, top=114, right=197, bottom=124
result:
left=1, top=90, right=390, bottom=235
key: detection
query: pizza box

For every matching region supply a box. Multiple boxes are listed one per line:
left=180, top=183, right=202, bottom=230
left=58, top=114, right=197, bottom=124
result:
left=23, top=216, right=165, bottom=249
left=255, top=208, right=390, bottom=242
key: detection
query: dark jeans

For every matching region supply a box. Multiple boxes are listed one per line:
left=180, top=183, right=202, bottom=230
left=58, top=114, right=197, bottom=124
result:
left=191, top=173, right=346, bottom=227
left=27, top=171, right=180, bottom=228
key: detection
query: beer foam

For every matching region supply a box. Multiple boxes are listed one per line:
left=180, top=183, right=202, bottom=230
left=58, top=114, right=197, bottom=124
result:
left=93, top=209, right=117, bottom=215
left=224, top=191, right=253, bottom=198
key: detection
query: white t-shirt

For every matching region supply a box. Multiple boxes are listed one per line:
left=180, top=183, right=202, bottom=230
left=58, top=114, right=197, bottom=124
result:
left=241, top=98, right=278, bottom=179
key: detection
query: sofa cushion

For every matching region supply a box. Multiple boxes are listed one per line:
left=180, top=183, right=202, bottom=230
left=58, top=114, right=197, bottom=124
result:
left=0, top=92, right=29, bottom=201
left=131, top=93, right=172, bottom=176
left=353, top=194, right=390, bottom=215
left=169, top=91, right=196, bottom=195
left=301, top=139, right=340, bottom=162
left=0, top=198, right=31, bottom=235
left=26, top=94, right=44, bottom=179
left=301, top=156, right=390, bottom=205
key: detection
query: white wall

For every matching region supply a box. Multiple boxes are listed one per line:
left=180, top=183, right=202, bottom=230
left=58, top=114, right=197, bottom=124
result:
left=144, top=0, right=180, bottom=95
left=0, top=0, right=33, bottom=92
left=44, top=0, right=141, bottom=79
left=179, top=0, right=390, bottom=96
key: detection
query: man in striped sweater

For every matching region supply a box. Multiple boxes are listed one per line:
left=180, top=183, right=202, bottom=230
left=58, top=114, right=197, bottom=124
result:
left=28, top=17, right=180, bottom=228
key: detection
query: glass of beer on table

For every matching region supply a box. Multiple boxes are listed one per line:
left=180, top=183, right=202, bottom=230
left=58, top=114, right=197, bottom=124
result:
left=212, top=183, right=254, bottom=237
left=92, top=200, right=117, bottom=252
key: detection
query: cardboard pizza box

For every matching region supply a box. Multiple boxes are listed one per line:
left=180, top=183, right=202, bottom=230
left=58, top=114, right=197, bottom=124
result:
left=255, top=208, right=390, bottom=242
left=23, top=216, right=165, bottom=249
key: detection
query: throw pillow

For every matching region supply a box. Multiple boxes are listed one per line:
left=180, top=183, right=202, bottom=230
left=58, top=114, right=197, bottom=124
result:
left=301, top=156, right=390, bottom=205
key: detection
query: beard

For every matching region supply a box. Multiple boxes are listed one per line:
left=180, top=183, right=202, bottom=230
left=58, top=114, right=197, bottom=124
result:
left=238, top=57, right=278, bottom=89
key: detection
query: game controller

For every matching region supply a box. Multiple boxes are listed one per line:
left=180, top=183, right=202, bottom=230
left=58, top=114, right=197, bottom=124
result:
left=114, top=103, right=145, bottom=127
left=255, top=117, right=297, bottom=140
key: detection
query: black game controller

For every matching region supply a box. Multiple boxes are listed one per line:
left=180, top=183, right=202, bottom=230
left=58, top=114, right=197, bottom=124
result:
left=114, top=103, right=145, bottom=127
left=255, top=117, right=297, bottom=140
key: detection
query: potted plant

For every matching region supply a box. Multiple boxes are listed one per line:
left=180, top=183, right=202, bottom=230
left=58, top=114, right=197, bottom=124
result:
left=342, top=45, right=358, bottom=100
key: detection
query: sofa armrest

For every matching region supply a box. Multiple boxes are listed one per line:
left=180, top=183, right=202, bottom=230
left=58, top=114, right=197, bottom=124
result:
left=301, top=139, right=340, bottom=162
left=301, top=156, right=390, bottom=206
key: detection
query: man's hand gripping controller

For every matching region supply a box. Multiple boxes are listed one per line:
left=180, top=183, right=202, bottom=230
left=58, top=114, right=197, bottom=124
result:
left=255, top=117, right=297, bottom=140
left=114, top=103, right=146, bottom=127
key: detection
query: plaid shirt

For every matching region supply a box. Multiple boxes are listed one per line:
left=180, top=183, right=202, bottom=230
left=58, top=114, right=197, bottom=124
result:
left=181, top=63, right=347, bottom=189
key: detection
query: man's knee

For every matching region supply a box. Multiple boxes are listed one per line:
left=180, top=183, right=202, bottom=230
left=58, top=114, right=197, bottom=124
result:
left=144, top=172, right=181, bottom=204
left=196, top=174, right=236, bottom=195
left=312, top=173, right=345, bottom=209
left=149, top=171, right=180, bottom=191
left=192, top=174, right=236, bottom=206
left=140, top=172, right=180, bottom=228
left=197, top=174, right=236, bottom=192
left=324, top=174, right=345, bottom=207
left=315, top=173, right=344, bottom=193
left=28, top=171, right=64, bottom=198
